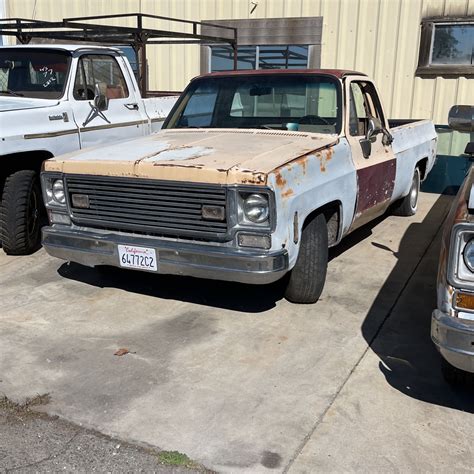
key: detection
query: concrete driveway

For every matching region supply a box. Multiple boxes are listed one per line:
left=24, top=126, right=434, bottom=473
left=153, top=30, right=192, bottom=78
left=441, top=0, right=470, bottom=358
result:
left=0, top=192, right=472, bottom=472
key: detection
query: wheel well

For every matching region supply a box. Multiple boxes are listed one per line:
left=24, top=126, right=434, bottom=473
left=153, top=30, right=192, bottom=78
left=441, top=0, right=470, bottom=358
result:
left=416, top=158, right=428, bottom=180
left=0, top=151, right=53, bottom=197
left=303, top=201, right=341, bottom=247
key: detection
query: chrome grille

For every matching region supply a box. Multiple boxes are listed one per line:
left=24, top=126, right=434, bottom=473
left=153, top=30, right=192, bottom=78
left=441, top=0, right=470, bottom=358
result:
left=65, top=175, right=228, bottom=240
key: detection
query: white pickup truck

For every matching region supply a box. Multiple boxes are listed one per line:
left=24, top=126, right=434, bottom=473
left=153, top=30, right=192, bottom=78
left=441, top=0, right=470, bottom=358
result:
left=40, top=69, right=437, bottom=303
left=0, top=44, right=177, bottom=255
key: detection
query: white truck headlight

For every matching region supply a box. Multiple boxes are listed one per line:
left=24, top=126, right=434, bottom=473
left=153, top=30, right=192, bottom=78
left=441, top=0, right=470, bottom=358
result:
left=42, top=175, right=67, bottom=208
left=52, top=179, right=66, bottom=204
left=463, top=239, right=474, bottom=272
left=243, top=193, right=269, bottom=223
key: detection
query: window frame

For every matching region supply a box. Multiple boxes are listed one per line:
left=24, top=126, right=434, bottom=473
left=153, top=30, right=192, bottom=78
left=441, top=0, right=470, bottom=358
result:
left=416, top=17, right=474, bottom=77
left=73, top=53, right=130, bottom=101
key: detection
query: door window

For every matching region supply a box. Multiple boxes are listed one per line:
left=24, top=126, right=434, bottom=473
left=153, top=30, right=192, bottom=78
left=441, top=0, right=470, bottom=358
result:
left=73, top=55, right=129, bottom=101
left=349, top=81, right=385, bottom=137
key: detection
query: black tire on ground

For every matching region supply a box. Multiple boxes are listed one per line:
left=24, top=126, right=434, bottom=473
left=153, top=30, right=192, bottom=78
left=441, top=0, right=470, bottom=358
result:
left=284, top=213, right=328, bottom=304
left=0, top=170, right=44, bottom=255
left=441, top=358, right=474, bottom=388
left=393, top=167, right=420, bottom=217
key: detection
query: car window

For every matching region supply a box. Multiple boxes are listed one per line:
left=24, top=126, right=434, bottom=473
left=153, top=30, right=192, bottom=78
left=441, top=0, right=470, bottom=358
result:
left=166, top=75, right=342, bottom=134
left=176, top=83, right=218, bottom=127
left=349, top=81, right=385, bottom=137
left=0, top=49, right=70, bottom=99
left=73, top=54, right=129, bottom=101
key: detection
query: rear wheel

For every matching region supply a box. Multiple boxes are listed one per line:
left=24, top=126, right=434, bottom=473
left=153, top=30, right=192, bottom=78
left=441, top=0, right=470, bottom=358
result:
left=0, top=170, right=44, bottom=255
left=284, top=213, right=328, bottom=304
left=393, top=167, right=420, bottom=217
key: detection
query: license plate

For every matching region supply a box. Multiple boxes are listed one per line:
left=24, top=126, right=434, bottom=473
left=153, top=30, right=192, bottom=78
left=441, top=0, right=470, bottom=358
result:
left=118, top=245, right=157, bottom=271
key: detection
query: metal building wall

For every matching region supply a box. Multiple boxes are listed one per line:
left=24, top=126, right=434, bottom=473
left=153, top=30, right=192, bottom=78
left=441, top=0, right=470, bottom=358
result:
left=5, top=0, right=474, bottom=124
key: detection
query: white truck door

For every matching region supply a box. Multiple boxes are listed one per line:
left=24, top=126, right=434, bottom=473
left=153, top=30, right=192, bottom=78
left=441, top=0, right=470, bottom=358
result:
left=70, top=53, right=147, bottom=149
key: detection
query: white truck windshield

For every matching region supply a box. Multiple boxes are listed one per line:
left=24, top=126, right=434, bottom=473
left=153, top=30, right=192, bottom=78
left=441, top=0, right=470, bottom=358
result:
left=0, top=48, right=71, bottom=99
left=164, top=74, right=342, bottom=134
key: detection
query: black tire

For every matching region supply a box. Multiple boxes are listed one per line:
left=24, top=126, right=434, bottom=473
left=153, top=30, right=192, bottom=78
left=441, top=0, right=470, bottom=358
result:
left=441, top=358, right=474, bottom=388
left=393, top=167, right=420, bottom=217
left=284, top=213, right=328, bottom=304
left=0, top=170, right=44, bottom=255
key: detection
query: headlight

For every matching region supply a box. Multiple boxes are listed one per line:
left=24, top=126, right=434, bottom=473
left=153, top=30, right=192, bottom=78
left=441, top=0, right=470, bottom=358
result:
left=463, top=239, right=474, bottom=272
left=243, top=193, right=269, bottom=223
left=52, top=179, right=66, bottom=204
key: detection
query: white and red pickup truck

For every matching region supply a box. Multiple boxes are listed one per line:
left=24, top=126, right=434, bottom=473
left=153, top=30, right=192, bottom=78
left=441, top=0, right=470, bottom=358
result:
left=0, top=44, right=177, bottom=255
left=40, top=69, right=437, bottom=303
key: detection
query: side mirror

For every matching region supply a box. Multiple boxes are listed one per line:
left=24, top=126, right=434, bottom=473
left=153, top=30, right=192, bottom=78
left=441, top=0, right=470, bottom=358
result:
left=93, top=83, right=109, bottom=111
left=448, top=105, right=474, bottom=132
left=359, top=138, right=372, bottom=159
left=360, top=116, right=383, bottom=159
left=367, top=116, right=383, bottom=141
left=465, top=142, right=474, bottom=156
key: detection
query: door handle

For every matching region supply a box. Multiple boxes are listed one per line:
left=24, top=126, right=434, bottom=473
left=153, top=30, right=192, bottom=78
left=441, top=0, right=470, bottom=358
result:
left=125, top=103, right=139, bottom=110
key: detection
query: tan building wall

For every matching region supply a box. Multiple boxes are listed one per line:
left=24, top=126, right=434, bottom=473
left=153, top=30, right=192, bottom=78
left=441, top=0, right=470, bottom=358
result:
left=5, top=0, right=474, bottom=125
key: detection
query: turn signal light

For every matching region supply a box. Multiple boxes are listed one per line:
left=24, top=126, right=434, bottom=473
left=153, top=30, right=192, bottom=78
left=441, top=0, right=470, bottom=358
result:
left=455, top=291, right=474, bottom=311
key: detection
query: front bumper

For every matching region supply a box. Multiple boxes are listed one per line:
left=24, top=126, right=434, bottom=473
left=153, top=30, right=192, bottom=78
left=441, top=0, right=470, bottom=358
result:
left=431, top=309, right=474, bottom=373
left=42, top=226, right=289, bottom=285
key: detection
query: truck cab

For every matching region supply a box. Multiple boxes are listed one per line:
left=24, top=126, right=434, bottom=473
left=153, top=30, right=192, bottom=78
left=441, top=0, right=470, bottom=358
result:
left=0, top=45, right=176, bottom=255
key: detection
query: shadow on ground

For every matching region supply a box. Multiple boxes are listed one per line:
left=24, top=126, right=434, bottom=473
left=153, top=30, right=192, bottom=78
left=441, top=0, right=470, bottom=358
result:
left=58, top=212, right=390, bottom=314
left=361, top=195, right=474, bottom=412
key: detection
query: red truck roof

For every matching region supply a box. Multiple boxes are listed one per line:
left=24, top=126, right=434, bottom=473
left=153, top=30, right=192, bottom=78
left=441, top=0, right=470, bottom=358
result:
left=198, top=69, right=367, bottom=79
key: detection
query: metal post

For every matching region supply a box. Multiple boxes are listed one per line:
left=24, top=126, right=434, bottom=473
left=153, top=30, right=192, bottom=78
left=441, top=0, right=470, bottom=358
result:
left=139, top=40, right=147, bottom=97
left=233, top=43, right=237, bottom=70
left=136, top=14, right=147, bottom=98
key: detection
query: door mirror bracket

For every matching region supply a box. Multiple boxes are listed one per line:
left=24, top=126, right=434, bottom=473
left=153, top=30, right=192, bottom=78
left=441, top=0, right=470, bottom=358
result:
left=93, top=83, right=109, bottom=111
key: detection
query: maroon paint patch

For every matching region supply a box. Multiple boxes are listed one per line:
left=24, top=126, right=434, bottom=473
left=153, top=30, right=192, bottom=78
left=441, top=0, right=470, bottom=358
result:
left=355, top=159, right=396, bottom=214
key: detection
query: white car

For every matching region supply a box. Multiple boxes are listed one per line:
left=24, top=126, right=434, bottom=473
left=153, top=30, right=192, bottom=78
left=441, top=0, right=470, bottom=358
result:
left=0, top=44, right=177, bottom=255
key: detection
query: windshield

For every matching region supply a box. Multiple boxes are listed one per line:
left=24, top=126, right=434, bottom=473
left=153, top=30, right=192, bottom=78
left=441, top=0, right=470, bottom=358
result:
left=164, top=74, right=342, bottom=134
left=0, top=49, right=71, bottom=99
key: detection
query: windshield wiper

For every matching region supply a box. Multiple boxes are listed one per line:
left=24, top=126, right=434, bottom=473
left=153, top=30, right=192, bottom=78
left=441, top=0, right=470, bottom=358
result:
left=0, top=89, right=24, bottom=97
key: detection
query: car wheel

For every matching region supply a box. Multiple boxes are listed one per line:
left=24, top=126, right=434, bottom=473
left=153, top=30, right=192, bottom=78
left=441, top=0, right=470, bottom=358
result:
left=393, top=167, right=420, bottom=217
left=284, top=213, right=328, bottom=304
left=0, top=170, right=44, bottom=255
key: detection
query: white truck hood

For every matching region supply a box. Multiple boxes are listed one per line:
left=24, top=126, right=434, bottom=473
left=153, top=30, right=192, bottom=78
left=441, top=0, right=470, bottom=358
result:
left=45, top=128, right=339, bottom=185
left=0, top=97, right=59, bottom=112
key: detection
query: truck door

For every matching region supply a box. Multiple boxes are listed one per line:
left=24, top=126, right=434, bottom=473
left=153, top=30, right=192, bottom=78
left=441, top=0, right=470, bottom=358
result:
left=345, top=78, right=396, bottom=230
left=70, top=53, right=148, bottom=149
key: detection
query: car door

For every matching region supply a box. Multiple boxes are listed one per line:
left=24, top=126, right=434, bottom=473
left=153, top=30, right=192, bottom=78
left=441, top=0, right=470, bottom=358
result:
left=70, top=53, right=148, bottom=149
left=345, top=78, right=396, bottom=230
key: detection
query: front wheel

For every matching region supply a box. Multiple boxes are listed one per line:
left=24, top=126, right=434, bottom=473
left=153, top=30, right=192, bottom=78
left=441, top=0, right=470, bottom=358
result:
left=284, top=213, right=328, bottom=304
left=0, top=170, right=44, bottom=255
left=393, top=167, right=420, bottom=217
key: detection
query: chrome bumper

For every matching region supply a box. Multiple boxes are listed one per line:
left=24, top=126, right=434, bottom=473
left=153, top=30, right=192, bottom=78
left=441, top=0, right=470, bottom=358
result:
left=42, top=226, right=289, bottom=285
left=431, top=309, right=474, bottom=373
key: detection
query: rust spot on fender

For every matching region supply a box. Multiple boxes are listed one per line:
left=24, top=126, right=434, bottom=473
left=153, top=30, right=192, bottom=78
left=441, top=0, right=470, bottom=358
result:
left=239, top=169, right=267, bottom=184
left=282, top=188, right=294, bottom=198
left=316, top=147, right=334, bottom=172
left=275, top=171, right=287, bottom=187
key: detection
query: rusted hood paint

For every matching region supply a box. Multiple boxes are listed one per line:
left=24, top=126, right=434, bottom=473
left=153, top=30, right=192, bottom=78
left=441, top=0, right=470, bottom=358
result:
left=44, top=128, right=338, bottom=185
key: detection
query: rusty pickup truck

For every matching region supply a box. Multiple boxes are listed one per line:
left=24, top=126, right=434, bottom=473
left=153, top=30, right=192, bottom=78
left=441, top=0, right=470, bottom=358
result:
left=40, top=69, right=437, bottom=303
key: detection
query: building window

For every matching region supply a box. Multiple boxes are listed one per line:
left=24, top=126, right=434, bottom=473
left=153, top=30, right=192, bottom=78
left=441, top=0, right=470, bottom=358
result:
left=201, top=17, right=322, bottom=74
left=210, top=45, right=309, bottom=72
left=416, top=18, right=474, bottom=77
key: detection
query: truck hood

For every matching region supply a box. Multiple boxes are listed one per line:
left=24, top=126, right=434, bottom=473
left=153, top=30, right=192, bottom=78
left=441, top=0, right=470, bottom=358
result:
left=45, top=128, right=338, bottom=185
left=0, top=96, right=59, bottom=112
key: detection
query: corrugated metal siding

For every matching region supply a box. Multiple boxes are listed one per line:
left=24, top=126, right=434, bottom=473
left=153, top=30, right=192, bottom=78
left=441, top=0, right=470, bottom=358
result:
left=6, top=0, right=474, bottom=124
